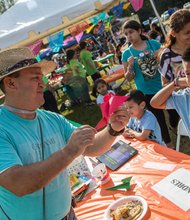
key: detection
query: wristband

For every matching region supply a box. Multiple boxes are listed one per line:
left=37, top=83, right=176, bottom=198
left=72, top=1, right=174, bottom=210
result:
left=107, top=123, right=125, bottom=136
left=173, top=77, right=180, bottom=87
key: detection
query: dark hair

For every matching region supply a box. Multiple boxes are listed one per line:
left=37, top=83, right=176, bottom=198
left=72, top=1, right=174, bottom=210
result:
left=182, top=47, right=190, bottom=62
left=0, top=70, right=20, bottom=94
left=126, top=90, right=146, bottom=105
left=92, top=79, right=108, bottom=97
left=79, top=41, right=87, bottom=50
left=163, top=9, right=190, bottom=49
left=122, top=20, right=149, bottom=41
left=148, top=31, right=158, bottom=40
left=66, top=50, right=75, bottom=62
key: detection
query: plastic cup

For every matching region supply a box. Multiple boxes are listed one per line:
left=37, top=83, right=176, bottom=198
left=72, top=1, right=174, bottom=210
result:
left=91, top=163, right=111, bottom=185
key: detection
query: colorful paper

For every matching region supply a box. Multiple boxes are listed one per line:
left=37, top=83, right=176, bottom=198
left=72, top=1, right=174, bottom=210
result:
left=95, top=95, right=128, bottom=130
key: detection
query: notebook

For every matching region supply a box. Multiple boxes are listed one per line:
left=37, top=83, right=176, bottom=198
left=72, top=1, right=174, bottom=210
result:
left=97, top=140, right=138, bottom=170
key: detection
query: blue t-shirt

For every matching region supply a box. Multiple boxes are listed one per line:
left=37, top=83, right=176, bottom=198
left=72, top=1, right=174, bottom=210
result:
left=122, top=40, right=162, bottom=94
left=127, top=110, right=165, bottom=146
left=166, top=88, right=190, bottom=137
left=0, top=108, right=75, bottom=220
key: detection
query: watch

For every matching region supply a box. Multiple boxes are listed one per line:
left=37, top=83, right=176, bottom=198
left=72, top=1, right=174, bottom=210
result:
left=107, top=123, right=125, bottom=136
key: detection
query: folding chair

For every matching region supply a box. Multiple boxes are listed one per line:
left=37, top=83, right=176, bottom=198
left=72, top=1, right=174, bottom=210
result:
left=176, top=119, right=189, bottom=152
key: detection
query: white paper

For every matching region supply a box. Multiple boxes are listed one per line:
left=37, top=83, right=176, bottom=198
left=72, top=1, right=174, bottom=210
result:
left=152, top=168, right=190, bottom=211
left=143, top=162, right=176, bottom=171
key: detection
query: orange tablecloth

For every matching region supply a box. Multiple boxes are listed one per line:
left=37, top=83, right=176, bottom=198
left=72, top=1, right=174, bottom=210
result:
left=75, top=137, right=190, bottom=220
left=101, top=69, right=124, bottom=84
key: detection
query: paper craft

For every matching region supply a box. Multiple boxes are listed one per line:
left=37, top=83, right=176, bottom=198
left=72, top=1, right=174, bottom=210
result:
left=106, top=176, right=132, bottom=190
left=143, top=162, right=176, bottom=171
left=95, top=95, right=128, bottom=130
left=67, top=156, right=97, bottom=199
left=152, top=168, right=190, bottom=211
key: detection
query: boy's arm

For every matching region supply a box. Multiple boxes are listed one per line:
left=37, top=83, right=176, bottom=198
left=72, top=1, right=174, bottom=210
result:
left=150, top=78, right=189, bottom=109
left=123, top=128, right=151, bottom=141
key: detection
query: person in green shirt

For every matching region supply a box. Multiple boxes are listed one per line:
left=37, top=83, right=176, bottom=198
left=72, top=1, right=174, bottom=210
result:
left=66, top=50, right=94, bottom=105
left=79, top=41, right=101, bottom=82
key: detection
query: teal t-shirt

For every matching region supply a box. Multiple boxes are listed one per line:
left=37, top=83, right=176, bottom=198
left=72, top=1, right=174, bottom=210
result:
left=122, top=40, right=162, bottom=94
left=0, top=108, right=75, bottom=220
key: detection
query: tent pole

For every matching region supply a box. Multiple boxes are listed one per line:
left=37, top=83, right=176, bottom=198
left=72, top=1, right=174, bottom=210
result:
left=149, top=0, right=167, bottom=37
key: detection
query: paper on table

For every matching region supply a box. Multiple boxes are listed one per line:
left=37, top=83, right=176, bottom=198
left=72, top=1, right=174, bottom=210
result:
left=143, top=162, right=176, bottom=171
left=152, top=168, right=190, bottom=211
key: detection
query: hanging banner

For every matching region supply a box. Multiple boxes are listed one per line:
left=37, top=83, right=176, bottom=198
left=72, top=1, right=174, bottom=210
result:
left=110, top=2, right=125, bottom=18
left=123, top=2, right=131, bottom=10
left=129, top=0, right=144, bottom=12
left=68, top=21, right=89, bottom=37
left=89, top=12, right=107, bottom=25
left=28, top=40, right=42, bottom=55
left=75, top=32, right=83, bottom=43
left=48, top=31, right=64, bottom=53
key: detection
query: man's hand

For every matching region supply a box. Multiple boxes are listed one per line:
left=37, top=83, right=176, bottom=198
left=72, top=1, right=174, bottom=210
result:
left=109, top=105, right=129, bottom=132
left=127, top=56, right=134, bottom=68
left=65, top=125, right=97, bottom=158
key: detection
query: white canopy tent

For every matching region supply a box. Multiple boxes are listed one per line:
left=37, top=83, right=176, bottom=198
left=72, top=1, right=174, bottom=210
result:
left=0, top=0, right=115, bottom=49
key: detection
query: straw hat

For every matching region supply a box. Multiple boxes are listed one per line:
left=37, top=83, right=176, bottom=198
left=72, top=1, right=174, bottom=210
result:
left=0, top=47, right=57, bottom=80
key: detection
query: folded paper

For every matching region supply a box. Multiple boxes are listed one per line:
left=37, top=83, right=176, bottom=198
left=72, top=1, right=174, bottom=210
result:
left=95, top=95, right=128, bottom=130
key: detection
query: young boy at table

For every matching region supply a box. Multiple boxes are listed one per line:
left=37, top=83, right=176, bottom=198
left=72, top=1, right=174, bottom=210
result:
left=151, top=47, right=190, bottom=137
left=123, top=90, right=166, bottom=146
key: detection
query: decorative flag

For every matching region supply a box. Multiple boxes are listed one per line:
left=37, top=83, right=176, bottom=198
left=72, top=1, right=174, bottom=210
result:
left=95, top=95, right=128, bottom=131
left=86, top=24, right=95, bottom=34
left=97, top=21, right=105, bottom=36
left=110, top=2, right=125, bottom=18
left=123, top=2, right=130, bottom=10
left=28, top=40, right=42, bottom=55
left=89, top=12, right=107, bottom=25
left=75, top=32, right=83, bottom=43
left=129, top=0, right=144, bottom=12
left=48, top=31, right=64, bottom=53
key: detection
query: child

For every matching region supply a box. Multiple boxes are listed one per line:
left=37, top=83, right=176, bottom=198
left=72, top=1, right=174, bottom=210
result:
left=92, top=79, right=115, bottom=105
left=123, top=90, right=166, bottom=146
left=151, top=47, right=190, bottom=137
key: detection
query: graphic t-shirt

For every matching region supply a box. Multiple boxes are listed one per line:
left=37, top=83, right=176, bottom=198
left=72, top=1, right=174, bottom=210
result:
left=80, top=49, right=97, bottom=76
left=0, top=108, right=75, bottom=220
left=122, top=40, right=162, bottom=94
left=166, top=88, right=190, bottom=137
left=160, top=47, right=185, bottom=81
left=69, top=59, right=86, bottom=78
left=127, top=110, right=165, bottom=146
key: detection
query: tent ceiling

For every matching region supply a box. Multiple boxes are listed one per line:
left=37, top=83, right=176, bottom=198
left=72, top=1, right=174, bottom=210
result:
left=0, top=0, right=114, bottom=49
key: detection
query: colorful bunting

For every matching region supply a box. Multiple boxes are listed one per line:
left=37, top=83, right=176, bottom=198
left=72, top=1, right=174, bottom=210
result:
left=123, top=2, right=131, bottom=10
left=48, top=31, right=64, bottom=53
left=89, top=12, right=107, bottom=25
left=129, top=0, right=144, bottom=12
left=75, top=32, right=83, bottom=43
left=28, top=40, right=42, bottom=55
left=110, top=2, right=125, bottom=18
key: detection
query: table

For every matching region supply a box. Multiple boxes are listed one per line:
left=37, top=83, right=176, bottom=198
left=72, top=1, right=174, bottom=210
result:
left=101, top=68, right=124, bottom=84
left=95, top=53, right=115, bottom=65
left=75, top=136, right=190, bottom=220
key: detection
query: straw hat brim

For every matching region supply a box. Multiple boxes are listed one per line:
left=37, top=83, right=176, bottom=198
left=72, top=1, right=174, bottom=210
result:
left=0, top=60, right=57, bottom=80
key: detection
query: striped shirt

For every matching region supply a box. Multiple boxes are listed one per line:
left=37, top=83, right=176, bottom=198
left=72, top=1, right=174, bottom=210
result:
left=159, top=47, right=185, bottom=81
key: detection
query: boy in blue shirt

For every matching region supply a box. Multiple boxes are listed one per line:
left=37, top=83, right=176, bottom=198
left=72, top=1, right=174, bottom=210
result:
left=123, top=90, right=165, bottom=146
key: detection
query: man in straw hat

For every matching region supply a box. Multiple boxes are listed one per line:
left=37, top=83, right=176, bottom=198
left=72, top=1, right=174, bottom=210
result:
left=0, top=47, right=129, bottom=220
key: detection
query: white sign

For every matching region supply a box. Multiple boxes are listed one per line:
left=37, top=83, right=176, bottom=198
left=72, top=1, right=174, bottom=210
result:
left=152, top=168, right=190, bottom=211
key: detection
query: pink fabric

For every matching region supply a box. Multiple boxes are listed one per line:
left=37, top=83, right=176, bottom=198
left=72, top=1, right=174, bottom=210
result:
left=129, top=0, right=144, bottom=12
left=95, top=95, right=128, bottom=130
left=28, top=40, right=42, bottom=55
left=75, top=32, right=83, bottom=43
